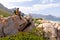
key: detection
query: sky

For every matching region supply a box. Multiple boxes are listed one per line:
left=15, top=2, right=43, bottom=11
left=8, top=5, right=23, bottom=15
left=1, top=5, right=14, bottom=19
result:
left=0, top=0, right=60, bottom=17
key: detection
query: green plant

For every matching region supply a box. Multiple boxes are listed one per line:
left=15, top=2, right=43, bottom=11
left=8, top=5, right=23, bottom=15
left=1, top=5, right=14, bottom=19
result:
left=0, top=32, right=44, bottom=40
left=0, top=9, right=11, bottom=17
left=32, top=18, right=42, bottom=24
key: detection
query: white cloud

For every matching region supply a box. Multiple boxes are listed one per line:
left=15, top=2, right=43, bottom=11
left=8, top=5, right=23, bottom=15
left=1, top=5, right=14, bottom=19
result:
left=40, top=0, right=48, bottom=4
left=9, top=3, right=60, bottom=14
left=40, top=0, right=54, bottom=4
left=50, top=0, right=54, bottom=2
left=0, top=2, right=59, bottom=14
left=0, top=0, right=32, bottom=3
left=0, top=0, right=32, bottom=8
left=33, top=3, right=60, bottom=11
left=0, top=0, right=60, bottom=14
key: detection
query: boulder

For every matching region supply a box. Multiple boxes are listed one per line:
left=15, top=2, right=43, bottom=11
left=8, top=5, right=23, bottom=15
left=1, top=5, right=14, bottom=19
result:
left=37, top=23, right=57, bottom=40
left=23, top=15, right=35, bottom=32
left=0, top=23, right=4, bottom=37
left=3, top=17, right=18, bottom=36
left=23, top=21, right=35, bottom=32
left=0, top=15, right=35, bottom=37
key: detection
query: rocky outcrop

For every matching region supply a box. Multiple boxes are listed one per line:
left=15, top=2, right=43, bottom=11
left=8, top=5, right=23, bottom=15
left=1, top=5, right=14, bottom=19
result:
left=23, top=21, right=35, bottom=32
left=36, top=20, right=60, bottom=40
left=0, top=15, right=35, bottom=37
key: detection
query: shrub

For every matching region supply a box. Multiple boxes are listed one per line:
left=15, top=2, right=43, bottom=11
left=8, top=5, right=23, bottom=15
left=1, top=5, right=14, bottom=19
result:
left=32, top=18, right=42, bottom=24
left=0, top=32, right=44, bottom=40
left=0, top=9, right=11, bottom=17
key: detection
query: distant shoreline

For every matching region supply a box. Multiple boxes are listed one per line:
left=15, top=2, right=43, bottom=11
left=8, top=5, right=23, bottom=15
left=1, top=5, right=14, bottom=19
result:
left=47, top=20, right=60, bottom=23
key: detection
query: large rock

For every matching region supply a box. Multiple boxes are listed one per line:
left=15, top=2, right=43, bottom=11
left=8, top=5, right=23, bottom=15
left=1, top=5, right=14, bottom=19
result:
left=3, top=15, right=28, bottom=36
left=23, top=15, right=35, bottom=32
left=37, top=23, right=57, bottom=40
left=2, top=17, right=18, bottom=36
left=23, top=22, right=35, bottom=32
left=0, top=15, right=35, bottom=37
left=0, top=23, right=4, bottom=37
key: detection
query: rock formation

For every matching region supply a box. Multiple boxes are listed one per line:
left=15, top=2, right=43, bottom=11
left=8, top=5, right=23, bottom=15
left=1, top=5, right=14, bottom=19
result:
left=0, top=15, right=35, bottom=37
left=36, top=20, right=60, bottom=40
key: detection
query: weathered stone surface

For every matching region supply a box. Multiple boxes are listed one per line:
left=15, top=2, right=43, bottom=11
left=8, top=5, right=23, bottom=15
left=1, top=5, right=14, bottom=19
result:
left=35, top=23, right=39, bottom=27
left=0, top=23, right=4, bottom=37
left=2, top=17, right=18, bottom=36
left=24, top=15, right=32, bottom=22
left=23, top=22, right=35, bottom=32
left=16, top=16, right=28, bottom=31
left=36, top=21, right=60, bottom=40
left=3, top=15, right=28, bottom=36
left=0, top=15, right=35, bottom=37
left=22, top=15, right=35, bottom=32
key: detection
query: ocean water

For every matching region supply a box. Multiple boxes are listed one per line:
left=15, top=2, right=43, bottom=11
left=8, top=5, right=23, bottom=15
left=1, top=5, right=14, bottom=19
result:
left=53, top=21, right=60, bottom=23
left=47, top=20, right=60, bottom=23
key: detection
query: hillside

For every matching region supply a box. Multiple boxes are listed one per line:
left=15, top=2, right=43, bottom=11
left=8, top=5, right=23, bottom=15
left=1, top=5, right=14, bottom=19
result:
left=0, top=3, right=12, bottom=14
left=31, top=14, right=60, bottom=21
left=0, top=8, right=11, bottom=17
left=0, top=3, right=12, bottom=17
